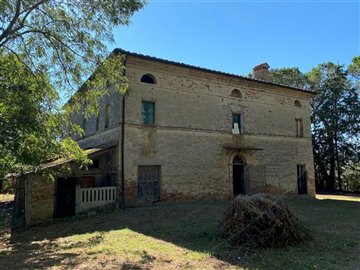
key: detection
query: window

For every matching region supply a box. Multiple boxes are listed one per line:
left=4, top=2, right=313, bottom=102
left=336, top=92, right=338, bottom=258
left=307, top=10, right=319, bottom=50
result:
left=82, top=116, right=87, bottom=135
left=232, top=113, right=241, bottom=134
left=231, top=89, right=242, bottom=98
left=105, top=104, right=110, bottom=129
left=96, top=115, right=100, bottom=131
left=142, top=101, right=155, bottom=125
left=141, top=74, right=156, bottom=84
left=89, top=159, right=99, bottom=169
left=294, top=100, right=302, bottom=108
left=295, top=118, right=303, bottom=137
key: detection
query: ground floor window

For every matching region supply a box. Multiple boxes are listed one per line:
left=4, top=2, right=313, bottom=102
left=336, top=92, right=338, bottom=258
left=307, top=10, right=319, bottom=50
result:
left=138, top=166, right=160, bottom=201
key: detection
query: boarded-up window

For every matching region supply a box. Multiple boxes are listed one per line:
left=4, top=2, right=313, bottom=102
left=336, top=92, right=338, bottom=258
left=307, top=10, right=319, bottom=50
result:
left=105, top=104, right=110, bottom=129
left=142, top=101, right=155, bottom=125
left=138, top=166, right=160, bottom=201
left=295, top=118, right=303, bottom=137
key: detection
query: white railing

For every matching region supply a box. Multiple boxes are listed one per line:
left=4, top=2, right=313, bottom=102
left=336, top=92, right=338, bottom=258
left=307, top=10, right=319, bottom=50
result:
left=75, top=186, right=116, bottom=214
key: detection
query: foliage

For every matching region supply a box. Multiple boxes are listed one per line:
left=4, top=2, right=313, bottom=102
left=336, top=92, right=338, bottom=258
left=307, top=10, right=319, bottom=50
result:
left=268, top=67, right=310, bottom=89
left=0, top=0, right=144, bottom=92
left=0, top=53, right=88, bottom=178
left=0, top=0, right=144, bottom=177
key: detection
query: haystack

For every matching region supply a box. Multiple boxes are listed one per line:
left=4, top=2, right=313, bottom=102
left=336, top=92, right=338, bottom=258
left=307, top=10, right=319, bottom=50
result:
left=218, top=194, right=310, bottom=248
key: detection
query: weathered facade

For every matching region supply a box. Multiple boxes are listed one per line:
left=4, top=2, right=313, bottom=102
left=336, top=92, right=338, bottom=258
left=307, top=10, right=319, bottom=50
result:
left=15, top=49, right=315, bottom=225
left=74, top=49, right=316, bottom=205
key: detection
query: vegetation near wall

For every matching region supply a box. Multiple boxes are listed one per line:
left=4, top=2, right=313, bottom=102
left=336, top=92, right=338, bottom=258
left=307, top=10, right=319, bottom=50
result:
left=0, top=0, right=145, bottom=180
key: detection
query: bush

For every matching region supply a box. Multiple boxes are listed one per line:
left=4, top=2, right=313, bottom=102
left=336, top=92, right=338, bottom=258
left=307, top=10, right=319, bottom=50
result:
left=218, top=194, right=310, bottom=248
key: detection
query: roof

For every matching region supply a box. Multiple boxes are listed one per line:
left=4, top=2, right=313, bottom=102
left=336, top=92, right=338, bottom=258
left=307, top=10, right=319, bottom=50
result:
left=7, top=147, right=115, bottom=177
left=42, top=148, right=105, bottom=170
left=114, top=48, right=314, bottom=95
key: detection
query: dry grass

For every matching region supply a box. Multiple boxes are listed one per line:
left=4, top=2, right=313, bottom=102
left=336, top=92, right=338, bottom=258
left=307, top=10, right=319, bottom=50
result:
left=316, top=194, right=360, bottom=202
left=0, top=196, right=359, bottom=270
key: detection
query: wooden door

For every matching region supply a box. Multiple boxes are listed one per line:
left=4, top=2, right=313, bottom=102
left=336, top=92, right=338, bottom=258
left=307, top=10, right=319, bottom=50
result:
left=138, top=166, right=160, bottom=201
left=233, top=156, right=246, bottom=196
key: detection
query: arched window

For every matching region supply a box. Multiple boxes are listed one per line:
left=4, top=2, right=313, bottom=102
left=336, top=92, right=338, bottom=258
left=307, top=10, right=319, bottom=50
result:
left=230, top=89, right=242, bottom=98
left=294, top=100, right=302, bottom=108
left=141, top=74, right=156, bottom=84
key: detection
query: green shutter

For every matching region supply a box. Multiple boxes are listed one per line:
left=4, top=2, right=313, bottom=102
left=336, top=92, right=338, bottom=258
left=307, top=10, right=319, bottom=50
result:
left=142, top=101, right=155, bottom=125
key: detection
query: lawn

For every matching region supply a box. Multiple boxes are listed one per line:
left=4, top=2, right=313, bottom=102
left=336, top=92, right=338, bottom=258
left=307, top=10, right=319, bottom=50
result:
left=0, top=195, right=359, bottom=270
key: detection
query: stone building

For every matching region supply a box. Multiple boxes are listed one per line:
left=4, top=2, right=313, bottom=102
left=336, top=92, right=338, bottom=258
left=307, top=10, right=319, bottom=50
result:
left=74, top=49, right=315, bottom=203
left=14, top=49, right=315, bottom=225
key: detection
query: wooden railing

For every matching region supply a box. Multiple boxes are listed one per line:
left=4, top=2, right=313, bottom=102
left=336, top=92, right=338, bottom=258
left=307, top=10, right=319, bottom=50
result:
left=75, top=186, right=116, bottom=214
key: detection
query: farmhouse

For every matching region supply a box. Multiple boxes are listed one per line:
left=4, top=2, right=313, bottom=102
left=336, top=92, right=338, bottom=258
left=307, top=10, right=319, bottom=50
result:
left=13, top=49, right=315, bottom=226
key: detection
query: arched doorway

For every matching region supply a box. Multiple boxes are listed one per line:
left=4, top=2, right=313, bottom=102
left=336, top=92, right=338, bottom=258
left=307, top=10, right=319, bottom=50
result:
left=233, top=155, right=246, bottom=196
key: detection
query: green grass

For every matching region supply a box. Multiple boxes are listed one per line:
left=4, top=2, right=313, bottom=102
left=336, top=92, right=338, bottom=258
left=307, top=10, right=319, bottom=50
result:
left=0, top=196, right=359, bottom=269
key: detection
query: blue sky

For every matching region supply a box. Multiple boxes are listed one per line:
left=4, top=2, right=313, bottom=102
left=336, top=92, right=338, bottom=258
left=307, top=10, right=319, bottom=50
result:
left=110, top=0, right=359, bottom=76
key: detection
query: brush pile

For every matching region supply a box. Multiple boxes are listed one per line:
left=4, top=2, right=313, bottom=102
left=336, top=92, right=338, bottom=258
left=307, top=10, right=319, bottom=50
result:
left=218, top=193, right=310, bottom=248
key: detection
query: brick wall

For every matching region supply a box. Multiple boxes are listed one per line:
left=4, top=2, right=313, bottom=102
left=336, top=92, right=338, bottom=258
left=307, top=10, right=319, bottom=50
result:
left=26, top=174, right=55, bottom=225
left=72, top=54, right=316, bottom=206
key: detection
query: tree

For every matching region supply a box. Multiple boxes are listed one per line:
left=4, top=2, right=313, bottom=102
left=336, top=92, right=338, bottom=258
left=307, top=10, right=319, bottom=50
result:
left=309, top=61, right=359, bottom=191
left=0, top=52, right=88, bottom=178
left=0, top=1, right=144, bottom=178
left=268, top=67, right=310, bottom=89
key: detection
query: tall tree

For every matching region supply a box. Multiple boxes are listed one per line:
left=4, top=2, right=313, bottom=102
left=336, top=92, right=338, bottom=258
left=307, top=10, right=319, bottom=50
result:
left=268, top=67, right=310, bottom=89
left=0, top=1, right=144, bottom=178
left=309, top=61, right=359, bottom=191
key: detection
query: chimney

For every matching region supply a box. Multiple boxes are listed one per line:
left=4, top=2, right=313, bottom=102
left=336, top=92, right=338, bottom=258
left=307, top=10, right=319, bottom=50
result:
left=253, top=63, right=270, bottom=81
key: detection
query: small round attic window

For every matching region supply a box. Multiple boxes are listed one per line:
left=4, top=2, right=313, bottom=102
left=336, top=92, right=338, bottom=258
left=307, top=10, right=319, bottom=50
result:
left=231, top=89, right=242, bottom=98
left=294, top=100, right=302, bottom=108
left=141, top=74, right=156, bottom=84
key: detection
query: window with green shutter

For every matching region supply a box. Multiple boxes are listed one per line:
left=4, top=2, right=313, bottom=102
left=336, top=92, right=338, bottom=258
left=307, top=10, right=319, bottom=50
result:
left=232, top=113, right=241, bottom=130
left=142, top=101, right=155, bottom=125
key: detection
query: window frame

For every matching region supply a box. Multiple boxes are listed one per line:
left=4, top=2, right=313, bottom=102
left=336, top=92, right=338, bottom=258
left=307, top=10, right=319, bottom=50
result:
left=105, top=103, right=110, bottom=129
left=295, top=118, right=304, bottom=137
left=141, top=100, right=155, bottom=126
left=140, top=74, right=157, bottom=84
left=232, top=113, right=242, bottom=133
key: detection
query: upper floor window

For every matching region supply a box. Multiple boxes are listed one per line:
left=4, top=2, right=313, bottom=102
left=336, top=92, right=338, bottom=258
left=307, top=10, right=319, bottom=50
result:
left=141, top=74, right=156, bottom=84
left=105, top=104, right=110, bottom=129
left=232, top=113, right=241, bottom=134
left=96, top=115, right=100, bottom=131
left=82, top=116, right=87, bottom=136
left=231, top=89, right=242, bottom=98
left=294, top=100, right=302, bottom=108
left=295, top=118, right=303, bottom=137
left=142, top=101, right=155, bottom=125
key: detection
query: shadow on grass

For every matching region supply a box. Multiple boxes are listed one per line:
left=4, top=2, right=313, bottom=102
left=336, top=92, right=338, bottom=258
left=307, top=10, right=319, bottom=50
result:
left=1, top=197, right=359, bottom=269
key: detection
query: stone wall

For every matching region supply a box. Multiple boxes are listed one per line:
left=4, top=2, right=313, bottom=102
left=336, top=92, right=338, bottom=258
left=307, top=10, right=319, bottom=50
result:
left=122, top=55, right=315, bottom=203
left=72, top=53, right=316, bottom=206
left=26, top=174, right=55, bottom=225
